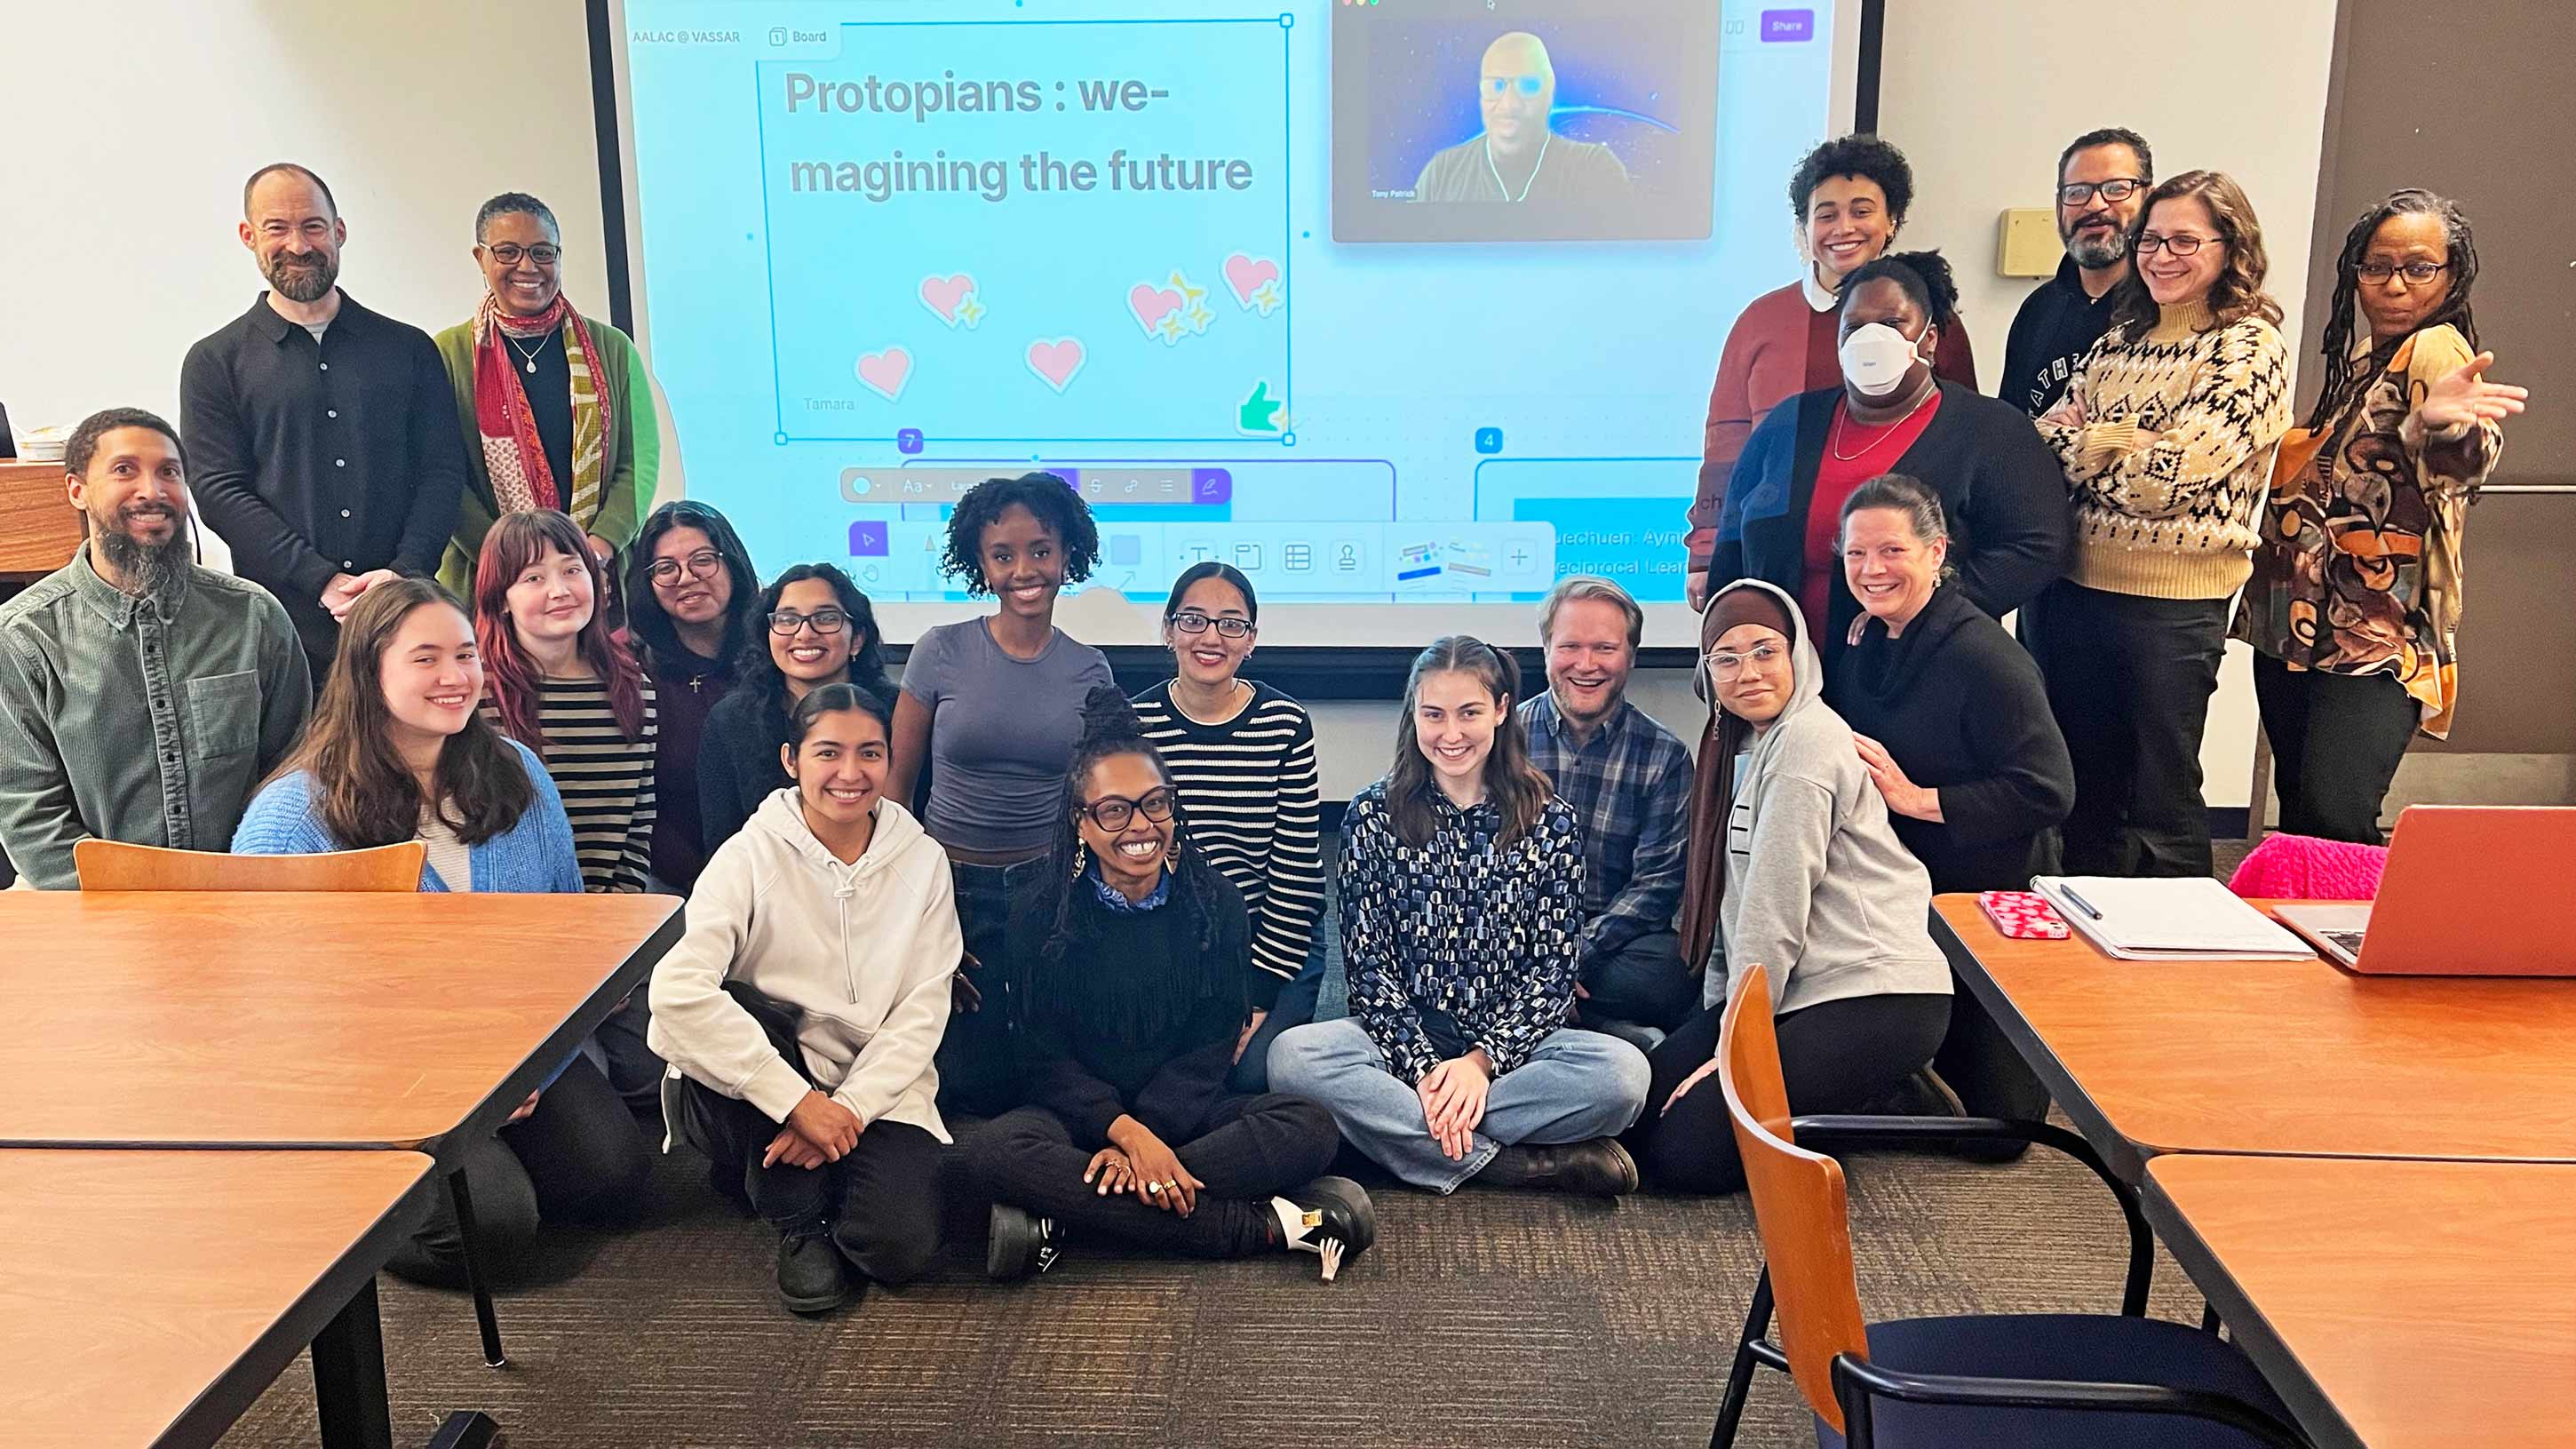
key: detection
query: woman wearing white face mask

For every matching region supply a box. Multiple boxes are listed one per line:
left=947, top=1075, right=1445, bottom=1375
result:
left=1710, top=252, right=2068, bottom=673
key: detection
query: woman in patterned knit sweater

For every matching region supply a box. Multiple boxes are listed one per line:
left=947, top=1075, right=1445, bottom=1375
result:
left=2233, top=191, right=2524, bottom=843
left=2032, top=170, right=2291, bottom=880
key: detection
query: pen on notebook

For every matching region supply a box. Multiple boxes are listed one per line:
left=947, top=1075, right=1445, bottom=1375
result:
left=2060, top=886, right=2104, bottom=920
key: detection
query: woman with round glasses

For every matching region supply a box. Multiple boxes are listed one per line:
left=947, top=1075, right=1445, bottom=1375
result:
left=2032, top=170, right=2292, bottom=879
left=623, top=501, right=762, bottom=891
left=1129, top=563, right=1325, bottom=1093
left=699, top=563, right=894, bottom=855
left=964, top=686, right=1368, bottom=1284
left=2232, top=190, right=2524, bottom=843
left=433, top=191, right=668, bottom=598
left=1626, top=579, right=1950, bottom=1194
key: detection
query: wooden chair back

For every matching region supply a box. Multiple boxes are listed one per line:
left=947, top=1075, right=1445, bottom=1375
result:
left=73, top=840, right=426, bottom=893
left=1719, top=963, right=1873, bottom=1430
left=0, top=459, right=84, bottom=583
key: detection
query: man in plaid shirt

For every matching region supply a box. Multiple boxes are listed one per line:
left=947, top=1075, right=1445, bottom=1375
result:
left=1519, top=577, right=1696, bottom=1046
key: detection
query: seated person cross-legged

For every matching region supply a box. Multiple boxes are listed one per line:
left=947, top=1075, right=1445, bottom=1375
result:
left=1626, top=580, right=1953, bottom=1196
left=231, top=578, right=649, bottom=1283
left=1269, top=637, right=1651, bottom=1198
left=647, top=682, right=958, bottom=1316
left=964, top=687, right=1370, bottom=1282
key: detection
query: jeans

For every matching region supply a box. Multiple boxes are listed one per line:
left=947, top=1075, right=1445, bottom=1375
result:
left=1579, top=929, right=1696, bottom=1039
left=939, top=856, right=1055, bottom=1118
left=962, top=1095, right=1339, bottom=1258
left=2252, top=652, right=2420, bottom=845
left=1627, top=991, right=1951, bottom=1195
left=2029, top=579, right=2229, bottom=877
left=1228, top=954, right=1325, bottom=1094
left=389, top=1053, right=651, bottom=1286
left=1268, top=1019, right=1650, bottom=1194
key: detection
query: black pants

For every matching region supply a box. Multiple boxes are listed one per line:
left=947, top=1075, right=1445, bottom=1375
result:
left=2029, top=579, right=2228, bottom=878
left=1581, top=928, right=1697, bottom=1033
left=938, top=856, right=1053, bottom=1118
left=1932, top=976, right=2052, bottom=1126
left=673, top=1079, right=946, bottom=1286
left=963, top=1095, right=1339, bottom=1258
left=1627, top=992, right=1951, bottom=1196
left=390, top=1053, right=651, bottom=1286
left=2252, top=652, right=2419, bottom=845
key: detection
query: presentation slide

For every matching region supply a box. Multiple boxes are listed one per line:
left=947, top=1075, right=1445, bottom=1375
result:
left=610, top=0, right=1856, bottom=647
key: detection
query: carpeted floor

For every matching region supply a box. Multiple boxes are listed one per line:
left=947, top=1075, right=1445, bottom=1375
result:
left=219, top=841, right=2251, bottom=1449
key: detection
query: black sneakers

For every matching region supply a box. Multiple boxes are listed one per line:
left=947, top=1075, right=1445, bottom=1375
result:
left=1477, top=1137, right=1641, bottom=1197
left=776, top=1227, right=854, bottom=1315
left=1278, top=1175, right=1376, bottom=1282
left=985, top=1203, right=1063, bottom=1282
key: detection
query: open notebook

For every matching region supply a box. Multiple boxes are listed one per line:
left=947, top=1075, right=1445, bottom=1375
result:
left=2030, top=876, right=2313, bottom=960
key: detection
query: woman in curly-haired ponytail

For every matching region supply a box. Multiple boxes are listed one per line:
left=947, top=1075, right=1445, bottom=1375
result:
left=961, top=685, right=1373, bottom=1284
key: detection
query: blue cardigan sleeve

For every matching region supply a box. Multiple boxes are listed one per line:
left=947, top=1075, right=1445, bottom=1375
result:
left=505, top=739, right=585, bottom=894
left=230, top=772, right=342, bottom=856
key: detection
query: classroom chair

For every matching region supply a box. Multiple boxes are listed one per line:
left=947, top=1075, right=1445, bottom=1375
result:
left=73, top=838, right=426, bottom=891
left=1708, top=962, right=2309, bottom=1448
left=72, top=836, right=514, bottom=1373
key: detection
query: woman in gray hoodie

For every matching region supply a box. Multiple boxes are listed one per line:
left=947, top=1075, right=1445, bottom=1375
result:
left=1624, top=578, right=1952, bottom=1194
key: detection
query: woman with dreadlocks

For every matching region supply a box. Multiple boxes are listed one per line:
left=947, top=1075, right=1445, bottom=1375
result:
left=2233, top=190, right=2527, bottom=843
left=963, top=686, right=1372, bottom=1284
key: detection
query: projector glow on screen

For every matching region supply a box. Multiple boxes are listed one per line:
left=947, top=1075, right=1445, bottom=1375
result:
left=608, top=0, right=1861, bottom=648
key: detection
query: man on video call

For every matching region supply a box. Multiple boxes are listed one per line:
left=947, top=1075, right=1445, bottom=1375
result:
left=1412, top=32, right=1631, bottom=204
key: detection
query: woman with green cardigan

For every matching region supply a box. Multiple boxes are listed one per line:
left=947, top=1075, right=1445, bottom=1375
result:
left=433, top=190, right=667, bottom=598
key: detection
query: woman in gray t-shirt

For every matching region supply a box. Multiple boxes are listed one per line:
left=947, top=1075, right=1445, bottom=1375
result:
left=892, top=472, right=1112, bottom=1115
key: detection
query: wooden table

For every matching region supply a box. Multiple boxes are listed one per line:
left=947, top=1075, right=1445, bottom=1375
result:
left=0, top=459, right=83, bottom=584
left=0, top=891, right=680, bottom=1150
left=2145, top=1154, right=2576, bottom=1449
left=1931, top=894, right=2576, bottom=1179
left=3, top=1149, right=433, bottom=1449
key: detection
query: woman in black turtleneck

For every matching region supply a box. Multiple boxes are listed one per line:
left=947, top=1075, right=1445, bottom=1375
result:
left=1825, top=474, right=2071, bottom=1139
left=962, top=686, right=1373, bottom=1284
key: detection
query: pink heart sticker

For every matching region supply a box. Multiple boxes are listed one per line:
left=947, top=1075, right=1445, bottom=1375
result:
left=1026, top=337, right=1085, bottom=394
left=855, top=346, right=911, bottom=402
left=1128, top=282, right=1183, bottom=336
left=918, top=273, right=976, bottom=324
left=1221, top=253, right=1280, bottom=307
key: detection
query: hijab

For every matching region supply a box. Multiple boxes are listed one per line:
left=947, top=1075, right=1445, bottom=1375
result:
left=1677, top=578, right=1828, bottom=975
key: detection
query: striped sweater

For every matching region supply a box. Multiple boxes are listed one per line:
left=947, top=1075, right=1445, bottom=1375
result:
left=1131, top=679, right=1325, bottom=1002
left=482, top=674, right=658, bottom=892
left=2038, top=301, right=2291, bottom=600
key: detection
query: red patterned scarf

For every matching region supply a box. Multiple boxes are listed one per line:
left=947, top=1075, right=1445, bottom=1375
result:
left=472, top=291, right=611, bottom=523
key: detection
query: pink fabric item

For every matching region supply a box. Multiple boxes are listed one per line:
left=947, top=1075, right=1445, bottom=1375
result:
left=2227, top=832, right=2390, bottom=902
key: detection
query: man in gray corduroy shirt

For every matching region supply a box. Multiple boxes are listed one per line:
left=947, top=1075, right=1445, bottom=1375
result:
left=0, top=408, right=310, bottom=888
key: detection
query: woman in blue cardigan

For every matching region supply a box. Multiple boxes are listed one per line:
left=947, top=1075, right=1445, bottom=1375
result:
left=233, top=577, right=648, bottom=1284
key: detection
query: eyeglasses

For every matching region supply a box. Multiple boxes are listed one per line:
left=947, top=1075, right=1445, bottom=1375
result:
left=1482, top=75, right=1546, bottom=97
left=1170, top=611, right=1253, bottom=640
left=2358, top=259, right=2451, bottom=286
left=482, top=243, right=561, bottom=267
left=1703, top=642, right=1787, bottom=680
left=647, top=550, right=726, bottom=585
left=769, top=609, right=849, bottom=636
left=2135, top=233, right=2215, bottom=257
left=1077, top=787, right=1176, bottom=832
left=2058, top=178, right=2146, bottom=207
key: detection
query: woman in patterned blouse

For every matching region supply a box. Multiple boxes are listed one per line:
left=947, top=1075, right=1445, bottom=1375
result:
left=2233, top=190, right=2524, bottom=843
left=1268, top=637, right=1650, bottom=1197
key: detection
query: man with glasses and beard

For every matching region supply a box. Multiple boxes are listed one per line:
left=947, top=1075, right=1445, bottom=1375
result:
left=2000, top=128, right=2155, bottom=417
left=0, top=409, right=310, bottom=889
left=181, top=162, right=466, bottom=678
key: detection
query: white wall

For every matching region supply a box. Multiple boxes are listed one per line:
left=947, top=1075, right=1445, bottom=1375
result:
left=7, top=0, right=2341, bottom=806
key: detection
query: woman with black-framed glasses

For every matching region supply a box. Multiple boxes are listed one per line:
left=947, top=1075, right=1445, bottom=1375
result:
left=1130, top=563, right=1326, bottom=1093
left=962, top=686, right=1369, bottom=1284
left=624, top=500, right=763, bottom=891
left=2232, top=189, right=2524, bottom=843
left=698, top=562, right=893, bottom=855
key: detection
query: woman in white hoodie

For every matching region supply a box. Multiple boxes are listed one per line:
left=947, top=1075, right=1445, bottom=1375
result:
left=1625, top=578, right=1952, bottom=1194
left=648, top=681, right=962, bottom=1315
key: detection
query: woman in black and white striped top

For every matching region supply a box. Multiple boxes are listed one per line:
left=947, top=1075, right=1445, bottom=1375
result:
left=1130, top=563, right=1325, bottom=1092
left=473, top=509, right=659, bottom=895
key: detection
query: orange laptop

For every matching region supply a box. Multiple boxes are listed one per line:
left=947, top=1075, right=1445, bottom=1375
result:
left=2273, top=806, right=2576, bottom=976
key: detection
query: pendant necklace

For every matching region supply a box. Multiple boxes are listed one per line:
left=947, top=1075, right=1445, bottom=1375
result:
left=506, top=329, right=554, bottom=375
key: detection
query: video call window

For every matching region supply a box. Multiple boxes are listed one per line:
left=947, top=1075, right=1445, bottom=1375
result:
left=1332, top=0, right=1721, bottom=243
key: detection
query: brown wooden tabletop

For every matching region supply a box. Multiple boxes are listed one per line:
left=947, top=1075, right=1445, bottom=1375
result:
left=1932, top=894, right=2576, bottom=1178
left=2, top=1149, right=433, bottom=1449
left=0, top=891, right=680, bottom=1150
left=2146, top=1154, right=2576, bottom=1449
